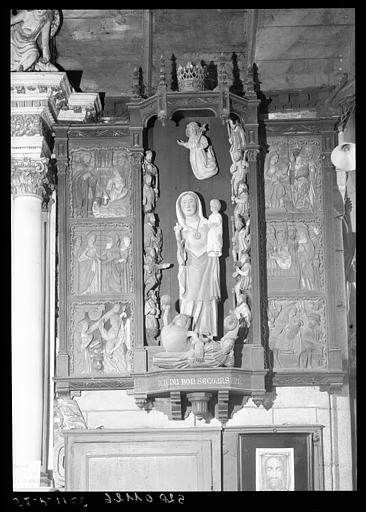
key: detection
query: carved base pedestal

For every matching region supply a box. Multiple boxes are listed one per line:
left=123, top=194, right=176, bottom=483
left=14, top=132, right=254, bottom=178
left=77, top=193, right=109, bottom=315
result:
left=133, top=367, right=267, bottom=424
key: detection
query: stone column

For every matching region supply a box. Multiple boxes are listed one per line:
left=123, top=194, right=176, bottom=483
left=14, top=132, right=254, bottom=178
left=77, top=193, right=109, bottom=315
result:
left=11, top=71, right=101, bottom=490
left=11, top=157, right=50, bottom=488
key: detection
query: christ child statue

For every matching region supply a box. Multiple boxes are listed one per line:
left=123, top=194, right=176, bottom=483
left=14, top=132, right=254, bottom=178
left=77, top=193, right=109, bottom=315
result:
left=207, top=199, right=223, bottom=257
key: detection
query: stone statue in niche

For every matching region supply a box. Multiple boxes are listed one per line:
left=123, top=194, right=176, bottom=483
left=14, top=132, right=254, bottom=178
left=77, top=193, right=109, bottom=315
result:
left=266, top=222, right=322, bottom=291
left=207, top=199, right=223, bottom=257
left=11, top=9, right=60, bottom=72
left=177, top=122, right=218, bottom=180
left=74, top=303, right=132, bottom=375
left=153, top=312, right=241, bottom=369
left=268, top=298, right=326, bottom=369
left=174, top=191, right=221, bottom=336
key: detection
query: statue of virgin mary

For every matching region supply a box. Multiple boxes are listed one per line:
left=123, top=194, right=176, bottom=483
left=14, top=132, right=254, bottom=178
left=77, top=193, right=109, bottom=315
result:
left=174, top=191, right=221, bottom=336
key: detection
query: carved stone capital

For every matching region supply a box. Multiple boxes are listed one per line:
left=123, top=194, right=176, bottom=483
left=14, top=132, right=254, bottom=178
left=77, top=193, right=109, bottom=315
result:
left=246, top=148, right=260, bottom=162
left=11, top=157, right=49, bottom=199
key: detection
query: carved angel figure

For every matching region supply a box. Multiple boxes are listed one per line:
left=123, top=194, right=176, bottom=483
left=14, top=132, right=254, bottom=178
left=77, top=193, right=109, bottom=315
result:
left=177, top=122, right=218, bottom=180
left=11, top=10, right=60, bottom=72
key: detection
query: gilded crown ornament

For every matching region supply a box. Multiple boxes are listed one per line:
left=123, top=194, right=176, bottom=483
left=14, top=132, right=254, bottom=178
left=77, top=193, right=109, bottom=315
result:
left=177, top=61, right=206, bottom=92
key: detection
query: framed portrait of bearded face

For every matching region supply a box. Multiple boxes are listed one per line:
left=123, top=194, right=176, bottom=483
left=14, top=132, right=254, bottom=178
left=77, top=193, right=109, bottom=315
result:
left=255, top=447, right=295, bottom=491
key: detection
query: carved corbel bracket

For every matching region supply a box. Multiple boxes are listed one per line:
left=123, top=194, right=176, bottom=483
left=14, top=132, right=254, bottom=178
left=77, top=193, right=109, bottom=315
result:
left=187, top=392, right=212, bottom=421
left=170, top=391, right=183, bottom=421
left=134, top=393, right=154, bottom=412
left=217, top=390, right=230, bottom=424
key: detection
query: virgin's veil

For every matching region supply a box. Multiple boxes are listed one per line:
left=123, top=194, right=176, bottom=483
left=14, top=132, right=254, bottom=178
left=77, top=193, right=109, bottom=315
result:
left=176, top=191, right=206, bottom=226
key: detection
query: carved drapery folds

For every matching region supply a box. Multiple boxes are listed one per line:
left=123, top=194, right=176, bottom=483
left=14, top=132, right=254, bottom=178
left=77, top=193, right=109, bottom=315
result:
left=10, top=9, right=61, bottom=72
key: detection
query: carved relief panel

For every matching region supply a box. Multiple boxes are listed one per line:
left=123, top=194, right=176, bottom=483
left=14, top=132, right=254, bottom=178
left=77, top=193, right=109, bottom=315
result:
left=264, top=136, right=322, bottom=215
left=54, top=129, right=144, bottom=391
left=268, top=297, right=327, bottom=370
left=266, top=220, right=324, bottom=292
left=70, top=300, right=134, bottom=376
left=69, top=147, right=133, bottom=219
left=70, top=223, right=133, bottom=296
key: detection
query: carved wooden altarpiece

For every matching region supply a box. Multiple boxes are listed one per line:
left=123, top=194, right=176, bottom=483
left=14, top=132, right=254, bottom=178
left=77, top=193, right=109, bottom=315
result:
left=54, top=125, right=142, bottom=395
left=53, top=63, right=345, bottom=425
left=263, top=117, right=345, bottom=392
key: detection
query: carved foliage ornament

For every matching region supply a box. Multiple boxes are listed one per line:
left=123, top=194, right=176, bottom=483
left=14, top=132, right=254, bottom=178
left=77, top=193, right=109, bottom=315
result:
left=11, top=157, right=49, bottom=198
left=11, top=113, right=48, bottom=137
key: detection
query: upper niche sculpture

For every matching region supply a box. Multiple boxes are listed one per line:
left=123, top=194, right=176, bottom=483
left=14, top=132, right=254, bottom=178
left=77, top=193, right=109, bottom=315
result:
left=177, top=122, right=218, bottom=180
left=10, top=10, right=60, bottom=72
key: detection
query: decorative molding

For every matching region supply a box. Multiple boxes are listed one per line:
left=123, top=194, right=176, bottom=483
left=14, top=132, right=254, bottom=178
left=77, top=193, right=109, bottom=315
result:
left=68, top=127, right=130, bottom=139
left=54, top=376, right=134, bottom=392
left=272, top=370, right=345, bottom=389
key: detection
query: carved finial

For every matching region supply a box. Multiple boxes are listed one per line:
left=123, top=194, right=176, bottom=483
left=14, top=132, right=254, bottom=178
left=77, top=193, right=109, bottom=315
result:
left=159, top=55, right=167, bottom=87
left=245, top=64, right=257, bottom=98
left=132, top=67, right=140, bottom=99
left=218, top=52, right=228, bottom=87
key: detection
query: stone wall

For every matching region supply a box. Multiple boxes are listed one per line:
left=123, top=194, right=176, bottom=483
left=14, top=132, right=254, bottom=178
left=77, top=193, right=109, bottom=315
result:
left=73, top=387, right=353, bottom=490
